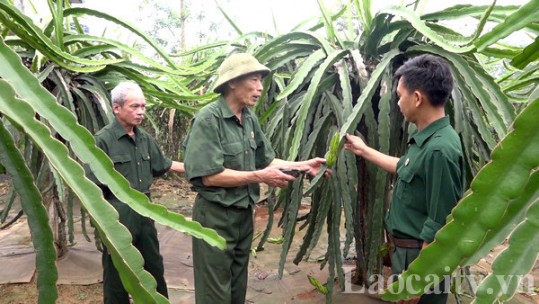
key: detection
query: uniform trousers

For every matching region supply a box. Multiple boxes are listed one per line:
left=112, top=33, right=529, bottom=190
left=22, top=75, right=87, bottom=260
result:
left=391, top=246, right=448, bottom=304
left=192, top=196, right=253, bottom=304
left=102, top=199, right=168, bottom=304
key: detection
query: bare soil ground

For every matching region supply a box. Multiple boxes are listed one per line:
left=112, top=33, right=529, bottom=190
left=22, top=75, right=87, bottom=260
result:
left=0, top=177, right=537, bottom=304
left=0, top=176, right=195, bottom=304
left=0, top=283, right=102, bottom=304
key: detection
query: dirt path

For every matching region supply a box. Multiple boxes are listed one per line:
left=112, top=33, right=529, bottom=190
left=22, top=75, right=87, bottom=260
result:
left=0, top=177, right=537, bottom=304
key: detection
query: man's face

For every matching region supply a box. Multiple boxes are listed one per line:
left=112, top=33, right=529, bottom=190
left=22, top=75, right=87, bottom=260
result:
left=229, top=73, right=264, bottom=107
left=396, top=77, right=417, bottom=123
left=114, top=90, right=146, bottom=129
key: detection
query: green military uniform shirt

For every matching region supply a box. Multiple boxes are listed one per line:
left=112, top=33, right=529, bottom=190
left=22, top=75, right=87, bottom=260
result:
left=184, top=97, right=275, bottom=208
left=87, top=118, right=171, bottom=303
left=88, top=119, right=172, bottom=197
left=386, top=116, right=464, bottom=243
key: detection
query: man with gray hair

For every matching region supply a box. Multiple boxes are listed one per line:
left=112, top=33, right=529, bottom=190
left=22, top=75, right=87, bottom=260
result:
left=88, top=81, right=184, bottom=303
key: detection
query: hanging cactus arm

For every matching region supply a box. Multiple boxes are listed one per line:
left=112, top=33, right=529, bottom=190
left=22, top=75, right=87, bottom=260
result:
left=475, top=199, right=539, bottom=303
left=0, top=38, right=225, bottom=250
left=339, top=49, right=400, bottom=139
left=0, top=81, right=167, bottom=303
left=0, top=120, right=58, bottom=304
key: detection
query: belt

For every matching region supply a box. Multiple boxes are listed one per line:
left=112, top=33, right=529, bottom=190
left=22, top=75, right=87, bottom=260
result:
left=388, top=234, right=423, bottom=249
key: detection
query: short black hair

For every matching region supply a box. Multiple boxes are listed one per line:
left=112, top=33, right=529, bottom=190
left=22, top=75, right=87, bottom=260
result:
left=394, top=54, right=453, bottom=107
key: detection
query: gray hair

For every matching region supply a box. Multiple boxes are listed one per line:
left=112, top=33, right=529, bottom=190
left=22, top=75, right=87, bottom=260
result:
left=110, top=82, right=143, bottom=106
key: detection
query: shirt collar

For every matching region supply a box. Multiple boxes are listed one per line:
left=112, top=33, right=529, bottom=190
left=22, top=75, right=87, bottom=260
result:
left=218, top=96, right=251, bottom=120
left=409, top=116, right=450, bottom=147
left=111, top=118, right=137, bottom=140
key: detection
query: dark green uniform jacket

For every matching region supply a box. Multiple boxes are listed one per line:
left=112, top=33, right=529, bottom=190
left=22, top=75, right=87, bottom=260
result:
left=87, top=118, right=172, bottom=304
left=88, top=119, right=172, bottom=197
left=184, top=97, right=275, bottom=207
left=386, top=116, right=464, bottom=243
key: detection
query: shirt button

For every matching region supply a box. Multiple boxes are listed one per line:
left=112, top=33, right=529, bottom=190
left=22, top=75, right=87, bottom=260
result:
left=245, top=150, right=248, bottom=154
left=137, top=162, right=140, bottom=165
left=139, top=179, right=142, bottom=183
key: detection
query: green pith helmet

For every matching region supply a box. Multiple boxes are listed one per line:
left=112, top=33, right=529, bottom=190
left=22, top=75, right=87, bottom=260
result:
left=213, top=53, right=271, bottom=93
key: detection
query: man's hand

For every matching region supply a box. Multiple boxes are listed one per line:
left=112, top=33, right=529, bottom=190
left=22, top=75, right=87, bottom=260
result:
left=170, top=161, right=185, bottom=174
left=267, top=157, right=331, bottom=178
left=257, top=167, right=296, bottom=187
left=343, top=133, right=367, bottom=156
left=302, top=157, right=328, bottom=177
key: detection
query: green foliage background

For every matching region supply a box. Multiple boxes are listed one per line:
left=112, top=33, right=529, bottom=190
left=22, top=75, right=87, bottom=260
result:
left=0, top=0, right=537, bottom=303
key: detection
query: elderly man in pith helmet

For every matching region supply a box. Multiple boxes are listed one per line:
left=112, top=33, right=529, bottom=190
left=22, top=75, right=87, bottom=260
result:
left=183, top=53, right=328, bottom=303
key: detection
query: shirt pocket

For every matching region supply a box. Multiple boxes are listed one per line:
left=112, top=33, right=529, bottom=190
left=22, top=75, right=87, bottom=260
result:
left=139, top=147, right=151, bottom=174
left=246, top=138, right=258, bottom=169
left=395, top=166, right=415, bottom=202
left=249, top=138, right=258, bottom=150
left=222, top=142, right=243, bottom=170
left=110, top=154, right=132, bottom=178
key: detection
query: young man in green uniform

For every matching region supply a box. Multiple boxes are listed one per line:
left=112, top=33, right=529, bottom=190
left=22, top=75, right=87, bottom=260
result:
left=87, top=82, right=185, bottom=304
left=183, top=53, right=328, bottom=304
left=344, top=54, right=464, bottom=304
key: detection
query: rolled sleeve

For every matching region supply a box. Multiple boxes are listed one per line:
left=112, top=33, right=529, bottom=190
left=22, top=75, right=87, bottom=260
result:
left=149, top=138, right=172, bottom=177
left=421, top=150, right=461, bottom=243
left=184, top=115, right=225, bottom=182
left=419, top=217, right=443, bottom=243
left=253, top=118, right=275, bottom=168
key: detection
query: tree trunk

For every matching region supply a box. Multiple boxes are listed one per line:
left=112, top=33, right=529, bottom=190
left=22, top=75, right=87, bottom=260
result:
left=180, top=0, right=186, bottom=51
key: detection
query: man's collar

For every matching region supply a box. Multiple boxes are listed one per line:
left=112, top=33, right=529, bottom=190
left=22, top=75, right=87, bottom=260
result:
left=111, top=119, right=136, bottom=140
left=218, top=97, right=235, bottom=118
left=218, top=97, right=251, bottom=119
left=409, top=116, right=450, bottom=147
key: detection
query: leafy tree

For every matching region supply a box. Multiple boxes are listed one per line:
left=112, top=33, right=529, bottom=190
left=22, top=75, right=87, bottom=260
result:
left=137, top=0, right=183, bottom=54
left=131, top=0, right=232, bottom=159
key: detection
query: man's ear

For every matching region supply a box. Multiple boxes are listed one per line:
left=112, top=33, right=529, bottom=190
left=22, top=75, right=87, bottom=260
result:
left=413, top=90, right=424, bottom=108
left=112, top=103, right=120, bottom=114
left=227, top=80, right=236, bottom=90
